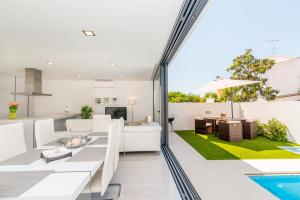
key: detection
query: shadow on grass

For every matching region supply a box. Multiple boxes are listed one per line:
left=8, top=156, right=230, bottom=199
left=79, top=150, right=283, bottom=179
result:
left=205, top=134, right=288, bottom=152
left=175, top=130, right=298, bottom=160
left=176, top=130, right=239, bottom=160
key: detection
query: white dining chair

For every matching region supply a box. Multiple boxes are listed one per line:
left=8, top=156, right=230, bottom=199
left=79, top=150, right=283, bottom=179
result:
left=66, top=119, right=93, bottom=133
left=90, top=121, right=119, bottom=196
left=35, top=118, right=65, bottom=147
left=0, top=123, right=27, bottom=162
left=114, top=117, right=124, bottom=172
left=92, top=115, right=111, bottom=133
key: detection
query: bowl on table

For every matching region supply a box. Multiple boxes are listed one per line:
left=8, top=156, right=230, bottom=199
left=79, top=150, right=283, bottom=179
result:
left=57, top=136, right=91, bottom=148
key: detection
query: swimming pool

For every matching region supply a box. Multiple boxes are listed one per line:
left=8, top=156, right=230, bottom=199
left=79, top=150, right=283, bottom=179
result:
left=279, top=146, right=300, bottom=154
left=250, top=175, right=300, bottom=200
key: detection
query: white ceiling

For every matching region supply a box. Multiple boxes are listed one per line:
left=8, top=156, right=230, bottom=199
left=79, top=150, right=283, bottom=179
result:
left=0, top=0, right=183, bottom=80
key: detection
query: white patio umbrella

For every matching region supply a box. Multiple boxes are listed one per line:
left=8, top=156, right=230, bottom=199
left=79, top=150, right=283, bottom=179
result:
left=197, top=77, right=260, bottom=118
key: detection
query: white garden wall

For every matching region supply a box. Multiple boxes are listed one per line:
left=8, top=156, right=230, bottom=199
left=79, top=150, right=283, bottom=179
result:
left=240, top=101, right=300, bottom=143
left=169, top=102, right=241, bottom=130
left=169, top=101, right=300, bottom=144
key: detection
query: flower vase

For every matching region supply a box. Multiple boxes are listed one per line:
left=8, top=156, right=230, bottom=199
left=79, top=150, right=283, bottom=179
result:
left=8, top=111, right=17, bottom=120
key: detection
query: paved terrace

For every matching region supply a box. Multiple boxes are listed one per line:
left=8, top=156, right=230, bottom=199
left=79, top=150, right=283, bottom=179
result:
left=169, top=131, right=280, bottom=200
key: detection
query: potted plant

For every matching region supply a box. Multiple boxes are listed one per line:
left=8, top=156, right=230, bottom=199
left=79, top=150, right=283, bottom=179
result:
left=81, top=105, right=93, bottom=119
left=8, top=102, right=18, bottom=120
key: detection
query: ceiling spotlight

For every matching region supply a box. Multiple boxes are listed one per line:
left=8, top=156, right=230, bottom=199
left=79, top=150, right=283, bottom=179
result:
left=47, top=62, right=54, bottom=66
left=77, top=75, right=81, bottom=79
left=109, top=63, right=115, bottom=67
left=82, top=30, right=96, bottom=36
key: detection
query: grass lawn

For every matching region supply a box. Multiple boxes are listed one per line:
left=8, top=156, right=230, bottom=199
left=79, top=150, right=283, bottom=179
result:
left=176, top=130, right=300, bottom=160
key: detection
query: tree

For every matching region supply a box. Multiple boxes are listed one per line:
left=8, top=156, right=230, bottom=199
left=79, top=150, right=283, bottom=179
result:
left=168, top=91, right=204, bottom=103
left=221, top=49, right=279, bottom=102
left=203, top=92, right=223, bottom=102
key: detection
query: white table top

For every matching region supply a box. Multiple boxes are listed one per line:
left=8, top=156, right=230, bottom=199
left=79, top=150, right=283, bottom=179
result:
left=0, top=135, right=107, bottom=200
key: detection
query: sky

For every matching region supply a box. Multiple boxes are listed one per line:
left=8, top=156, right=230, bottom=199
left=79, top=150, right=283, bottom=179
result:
left=168, top=0, right=300, bottom=94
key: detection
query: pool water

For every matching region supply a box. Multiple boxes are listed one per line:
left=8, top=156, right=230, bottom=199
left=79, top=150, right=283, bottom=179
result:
left=279, top=146, right=300, bottom=154
left=250, top=175, right=300, bottom=200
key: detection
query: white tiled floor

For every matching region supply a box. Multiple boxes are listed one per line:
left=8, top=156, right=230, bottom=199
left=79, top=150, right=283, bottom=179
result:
left=112, top=152, right=181, bottom=200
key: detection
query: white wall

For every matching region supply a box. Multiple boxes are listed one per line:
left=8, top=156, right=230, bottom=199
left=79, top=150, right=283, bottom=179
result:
left=240, top=101, right=300, bottom=143
left=33, top=80, right=153, bottom=121
left=0, top=73, right=28, bottom=119
left=169, top=102, right=241, bottom=131
left=266, top=58, right=300, bottom=96
left=169, top=101, right=300, bottom=144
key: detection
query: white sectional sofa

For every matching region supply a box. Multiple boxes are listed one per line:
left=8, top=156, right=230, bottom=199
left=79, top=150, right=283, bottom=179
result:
left=120, top=122, right=162, bottom=152
left=66, top=118, right=162, bottom=152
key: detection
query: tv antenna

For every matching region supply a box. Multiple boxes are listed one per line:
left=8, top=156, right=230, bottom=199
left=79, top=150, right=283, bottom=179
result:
left=263, top=39, right=280, bottom=56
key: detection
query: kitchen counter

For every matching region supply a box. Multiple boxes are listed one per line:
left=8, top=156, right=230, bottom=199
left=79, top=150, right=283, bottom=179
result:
left=0, top=113, right=80, bottom=124
left=0, top=113, right=81, bottom=150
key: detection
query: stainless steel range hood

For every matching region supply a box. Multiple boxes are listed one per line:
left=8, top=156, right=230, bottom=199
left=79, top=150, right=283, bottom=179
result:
left=12, top=68, right=52, bottom=96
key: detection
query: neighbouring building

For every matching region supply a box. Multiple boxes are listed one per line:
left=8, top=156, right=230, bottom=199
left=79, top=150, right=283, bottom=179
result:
left=266, top=56, right=300, bottom=101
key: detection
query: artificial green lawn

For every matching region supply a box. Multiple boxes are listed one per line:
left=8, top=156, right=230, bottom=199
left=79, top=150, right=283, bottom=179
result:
left=176, top=130, right=300, bottom=160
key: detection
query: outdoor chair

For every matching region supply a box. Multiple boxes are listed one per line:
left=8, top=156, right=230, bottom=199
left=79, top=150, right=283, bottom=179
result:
left=195, top=118, right=212, bottom=134
left=218, top=121, right=243, bottom=142
left=241, top=120, right=257, bottom=140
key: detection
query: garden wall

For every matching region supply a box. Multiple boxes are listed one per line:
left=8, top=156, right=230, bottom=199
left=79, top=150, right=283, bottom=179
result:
left=169, top=102, right=241, bottom=130
left=169, top=101, right=300, bottom=143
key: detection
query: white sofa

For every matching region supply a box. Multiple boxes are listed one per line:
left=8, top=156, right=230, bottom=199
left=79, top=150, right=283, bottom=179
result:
left=65, top=118, right=162, bottom=152
left=120, top=122, right=162, bottom=152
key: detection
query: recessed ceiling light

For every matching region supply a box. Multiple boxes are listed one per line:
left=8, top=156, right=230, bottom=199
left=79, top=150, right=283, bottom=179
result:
left=82, top=30, right=96, bottom=36
left=47, top=62, right=54, bottom=66
left=109, top=63, right=115, bottom=67
left=119, top=75, right=124, bottom=79
left=77, top=75, right=81, bottom=79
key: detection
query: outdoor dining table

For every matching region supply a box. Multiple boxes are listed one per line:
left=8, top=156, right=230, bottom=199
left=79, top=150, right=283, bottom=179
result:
left=0, top=133, right=108, bottom=200
left=204, top=117, right=245, bottom=134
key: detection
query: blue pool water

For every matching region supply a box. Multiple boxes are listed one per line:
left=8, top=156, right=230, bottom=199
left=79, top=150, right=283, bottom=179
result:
left=250, top=175, right=300, bottom=200
left=279, top=146, right=300, bottom=154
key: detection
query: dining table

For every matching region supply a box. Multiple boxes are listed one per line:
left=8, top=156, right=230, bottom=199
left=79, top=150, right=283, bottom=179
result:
left=0, top=131, right=109, bottom=200
left=204, top=116, right=245, bottom=134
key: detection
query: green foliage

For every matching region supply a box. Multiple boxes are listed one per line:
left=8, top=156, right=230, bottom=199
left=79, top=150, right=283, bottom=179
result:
left=168, top=91, right=204, bottom=103
left=221, top=49, right=279, bottom=102
left=265, top=118, right=288, bottom=142
left=256, top=119, right=288, bottom=142
left=203, top=92, right=223, bottom=102
left=256, top=120, right=267, bottom=136
left=81, top=105, right=93, bottom=119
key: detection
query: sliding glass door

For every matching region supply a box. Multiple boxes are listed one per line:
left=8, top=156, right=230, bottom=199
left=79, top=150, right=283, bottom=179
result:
left=153, top=72, right=161, bottom=124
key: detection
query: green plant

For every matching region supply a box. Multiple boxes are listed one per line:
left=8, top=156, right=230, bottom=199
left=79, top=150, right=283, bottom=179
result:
left=256, top=120, right=267, bottom=136
left=81, top=105, right=93, bottom=119
left=264, top=118, right=288, bottom=142
left=8, top=102, right=18, bottom=113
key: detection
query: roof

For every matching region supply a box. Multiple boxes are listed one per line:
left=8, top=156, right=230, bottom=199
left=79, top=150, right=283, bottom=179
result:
left=268, top=56, right=299, bottom=63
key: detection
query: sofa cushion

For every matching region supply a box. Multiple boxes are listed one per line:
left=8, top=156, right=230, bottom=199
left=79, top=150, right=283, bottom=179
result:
left=124, top=122, right=162, bottom=132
